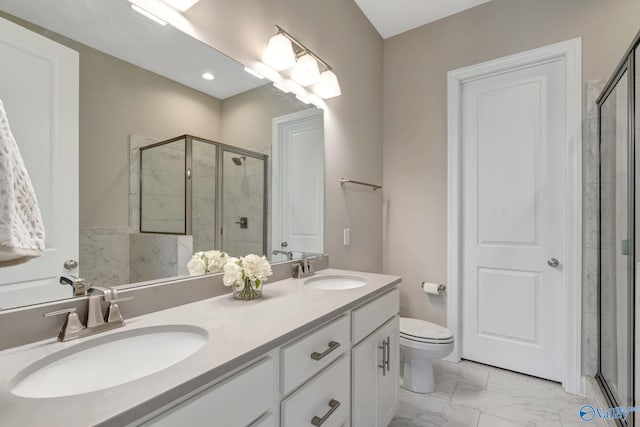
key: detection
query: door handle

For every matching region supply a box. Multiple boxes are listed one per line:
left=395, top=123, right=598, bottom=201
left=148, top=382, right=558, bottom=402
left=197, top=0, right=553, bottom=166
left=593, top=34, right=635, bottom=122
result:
left=281, top=241, right=288, bottom=247
left=547, top=258, right=560, bottom=268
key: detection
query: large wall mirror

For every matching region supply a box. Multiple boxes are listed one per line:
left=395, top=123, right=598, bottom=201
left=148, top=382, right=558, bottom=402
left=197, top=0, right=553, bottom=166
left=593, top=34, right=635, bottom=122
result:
left=0, top=0, right=325, bottom=310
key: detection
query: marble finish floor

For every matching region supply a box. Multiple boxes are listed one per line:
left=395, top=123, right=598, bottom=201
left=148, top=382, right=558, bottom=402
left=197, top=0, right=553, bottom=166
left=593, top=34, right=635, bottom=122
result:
left=390, top=360, right=593, bottom=427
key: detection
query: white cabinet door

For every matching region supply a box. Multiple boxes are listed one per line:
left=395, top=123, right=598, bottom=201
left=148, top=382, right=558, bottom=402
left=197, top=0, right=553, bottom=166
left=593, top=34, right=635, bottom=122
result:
left=0, top=16, right=79, bottom=308
left=352, top=316, right=399, bottom=427
left=352, top=328, right=379, bottom=427
left=377, top=316, right=399, bottom=426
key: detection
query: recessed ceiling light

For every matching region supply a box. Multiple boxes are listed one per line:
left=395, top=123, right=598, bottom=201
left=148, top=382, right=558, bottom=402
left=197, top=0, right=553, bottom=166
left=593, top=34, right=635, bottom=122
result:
left=202, top=73, right=215, bottom=81
left=130, top=4, right=167, bottom=26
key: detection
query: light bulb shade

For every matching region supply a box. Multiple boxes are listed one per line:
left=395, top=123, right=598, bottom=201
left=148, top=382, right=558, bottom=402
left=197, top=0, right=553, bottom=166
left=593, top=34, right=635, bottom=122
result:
left=314, top=70, right=341, bottom=99
left=291, top=54, right=321, bottom=87
left=263, top=34, right=296, bottom=71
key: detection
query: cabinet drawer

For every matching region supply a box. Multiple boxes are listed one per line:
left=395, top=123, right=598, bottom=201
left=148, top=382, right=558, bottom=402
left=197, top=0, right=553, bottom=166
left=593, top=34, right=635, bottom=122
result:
left=352, top=288, right=399, bottom=344
left=281, top=355, right=350, bottom=427
left=142, top=357, right=273, bottom=427
left=280, top=315, right=349, bottom=394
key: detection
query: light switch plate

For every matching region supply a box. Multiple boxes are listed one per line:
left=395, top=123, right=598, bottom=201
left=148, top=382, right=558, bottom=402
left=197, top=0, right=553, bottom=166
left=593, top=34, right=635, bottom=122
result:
left=344, top=228, right=351, bottom=246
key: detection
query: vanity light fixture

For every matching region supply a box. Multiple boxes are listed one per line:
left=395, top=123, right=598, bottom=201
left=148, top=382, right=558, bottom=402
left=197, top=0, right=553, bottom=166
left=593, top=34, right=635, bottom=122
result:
left=263, top=33, right=296, bottom=71
left=263, top=25, right=341, bottom=99
left=314, top=70, right=341, bottom=99
left=291, top=53, right=321, bottom=86
left=244, top=66, right=265, bottom=80
left=202, top=72, right=214, bottom=80
left=130, top=4, right=167, bottom=26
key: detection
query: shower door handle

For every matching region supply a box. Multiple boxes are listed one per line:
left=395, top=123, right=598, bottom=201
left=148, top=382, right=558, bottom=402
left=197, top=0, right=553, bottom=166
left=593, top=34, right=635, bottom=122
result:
left=547, top=258, right=560, bottom=268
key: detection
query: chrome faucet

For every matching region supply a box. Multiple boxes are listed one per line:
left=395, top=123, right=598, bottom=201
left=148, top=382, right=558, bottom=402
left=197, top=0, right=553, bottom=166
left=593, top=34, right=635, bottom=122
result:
left=272, top=249, right=294, bottom=260
left=44, top=284, right=133, bottom=342
left=59, top=275, right=87, bottom=296
left=292, top=252, right=324, bottom=279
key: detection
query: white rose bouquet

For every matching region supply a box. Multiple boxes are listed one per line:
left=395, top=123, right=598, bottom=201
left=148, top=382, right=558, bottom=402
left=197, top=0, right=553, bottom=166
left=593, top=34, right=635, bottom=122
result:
left=187, top=250, right=228, bottom=276
left=223, top=254, right=273, bottom=300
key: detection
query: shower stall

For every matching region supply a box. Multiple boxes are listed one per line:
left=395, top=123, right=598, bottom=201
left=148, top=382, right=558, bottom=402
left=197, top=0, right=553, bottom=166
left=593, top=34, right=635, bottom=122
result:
left=139, top=135, right=267, bottom=257
left=596, top=31, right=638, bottom=425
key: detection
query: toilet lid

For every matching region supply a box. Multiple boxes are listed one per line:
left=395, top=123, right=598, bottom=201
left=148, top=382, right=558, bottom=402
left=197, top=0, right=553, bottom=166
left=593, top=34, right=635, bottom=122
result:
left=400, top=317, right=453, bottom=341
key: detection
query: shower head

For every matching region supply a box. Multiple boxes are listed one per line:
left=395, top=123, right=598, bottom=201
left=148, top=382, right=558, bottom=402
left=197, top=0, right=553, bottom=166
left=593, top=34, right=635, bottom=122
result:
left=231, top=156, right=245, bottom=166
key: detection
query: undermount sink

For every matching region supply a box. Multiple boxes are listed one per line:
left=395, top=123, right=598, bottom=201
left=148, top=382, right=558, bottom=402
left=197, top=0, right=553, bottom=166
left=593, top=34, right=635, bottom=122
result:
left=305, top=274, right=368, bottom=290
left=10, top=325, right=208, bottom=398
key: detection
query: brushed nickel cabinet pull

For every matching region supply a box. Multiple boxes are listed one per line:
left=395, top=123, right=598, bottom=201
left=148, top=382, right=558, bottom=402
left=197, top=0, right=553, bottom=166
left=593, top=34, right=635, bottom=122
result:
left=311, top=399, right=341, bottom=426
left=310, top=341, right=340, bottom=361
left=384, top=336, right=391, bottom=371
left=378, top=340, right=387, bottom=376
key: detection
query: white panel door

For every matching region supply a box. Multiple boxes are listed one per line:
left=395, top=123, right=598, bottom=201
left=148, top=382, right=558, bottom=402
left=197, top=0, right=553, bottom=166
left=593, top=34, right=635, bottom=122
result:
left=461, top=59, right=564, bottom=380
left=272, top=109, right=324, bottom=260
left=0, top=16, right=79, bottom=308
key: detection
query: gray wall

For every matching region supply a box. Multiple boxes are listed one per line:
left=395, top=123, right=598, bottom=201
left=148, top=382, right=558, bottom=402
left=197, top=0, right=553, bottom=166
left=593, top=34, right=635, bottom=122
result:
left=382, top=0, right=640, bottom=331
left=5, top=0, right=385, bottom=273
left=221, top=84, right=312, bottom=152
left=184, top=0, right=385, bottom=272
left=79, top=46, right=223, bottom=228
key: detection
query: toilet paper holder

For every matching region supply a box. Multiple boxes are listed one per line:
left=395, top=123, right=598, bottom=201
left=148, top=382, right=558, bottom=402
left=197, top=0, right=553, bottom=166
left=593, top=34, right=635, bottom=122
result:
left=421, top=282, right=446, bottom=292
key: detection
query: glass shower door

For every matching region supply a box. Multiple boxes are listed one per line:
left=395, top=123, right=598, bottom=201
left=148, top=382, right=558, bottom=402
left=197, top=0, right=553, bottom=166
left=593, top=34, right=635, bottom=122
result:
left=191, top=139, right=217, bottom=252
left=599, top=69, right=632, bottom=410
left=220, top=150, right=266, bottom=257
left=140, top=137, right=186, bottom=234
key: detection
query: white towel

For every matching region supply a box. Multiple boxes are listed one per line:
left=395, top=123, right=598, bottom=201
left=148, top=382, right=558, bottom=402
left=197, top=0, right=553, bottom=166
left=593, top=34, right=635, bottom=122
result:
left=0, top=99, right=45, bottom=266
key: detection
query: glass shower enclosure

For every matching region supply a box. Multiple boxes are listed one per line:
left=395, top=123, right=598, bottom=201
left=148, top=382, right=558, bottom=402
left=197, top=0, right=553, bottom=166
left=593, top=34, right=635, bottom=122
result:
left=596, top=31, right=638, bottom=425
left=139, top=135, right=267, bottom=257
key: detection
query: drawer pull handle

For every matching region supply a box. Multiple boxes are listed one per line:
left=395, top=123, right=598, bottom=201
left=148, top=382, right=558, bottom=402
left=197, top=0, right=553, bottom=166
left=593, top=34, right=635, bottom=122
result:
left=310, top=341, right=340, bottom=361
left=311, top=399, right=341, bottom=426
left=385, top=336, right=391, bottom=371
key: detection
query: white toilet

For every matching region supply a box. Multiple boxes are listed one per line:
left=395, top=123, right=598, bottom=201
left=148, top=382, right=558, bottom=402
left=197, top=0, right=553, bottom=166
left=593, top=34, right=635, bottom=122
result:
left=399, top=317, right=454, bottom=393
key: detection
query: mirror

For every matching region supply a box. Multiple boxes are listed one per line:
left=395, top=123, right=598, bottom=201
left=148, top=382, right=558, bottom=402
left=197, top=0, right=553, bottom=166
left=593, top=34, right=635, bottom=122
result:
left=0, top=0, right=324, bottom=310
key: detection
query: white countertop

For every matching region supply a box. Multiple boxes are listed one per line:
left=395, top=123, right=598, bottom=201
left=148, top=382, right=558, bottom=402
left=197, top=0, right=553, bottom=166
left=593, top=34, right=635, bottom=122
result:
left=0, top=269, right=401, bottom=427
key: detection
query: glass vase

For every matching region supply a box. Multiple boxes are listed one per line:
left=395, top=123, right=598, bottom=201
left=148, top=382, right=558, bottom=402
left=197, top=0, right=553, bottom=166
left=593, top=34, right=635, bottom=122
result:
left=233, top=277, right=262, bottom=300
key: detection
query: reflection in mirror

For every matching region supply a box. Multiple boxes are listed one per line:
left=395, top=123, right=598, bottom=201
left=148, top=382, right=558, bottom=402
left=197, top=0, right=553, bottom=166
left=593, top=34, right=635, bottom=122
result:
left=0, top=0, right=324, bottom=310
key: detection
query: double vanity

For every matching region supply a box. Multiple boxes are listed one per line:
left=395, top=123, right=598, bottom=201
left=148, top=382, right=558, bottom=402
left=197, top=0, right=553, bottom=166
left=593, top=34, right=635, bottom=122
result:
left=0, top=268, right=400, bottom=426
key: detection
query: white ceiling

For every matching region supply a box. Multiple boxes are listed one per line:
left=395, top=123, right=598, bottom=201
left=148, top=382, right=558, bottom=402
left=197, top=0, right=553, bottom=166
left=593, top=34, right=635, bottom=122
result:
left=0, top=0, right=265, bottom=99
left=354, top=0, right=493, bottom=39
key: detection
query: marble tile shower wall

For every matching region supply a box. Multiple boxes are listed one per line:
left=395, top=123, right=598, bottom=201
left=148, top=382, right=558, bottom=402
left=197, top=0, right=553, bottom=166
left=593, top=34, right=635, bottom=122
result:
left=140, top=140, right=187, bottom=234
left=79, top=228, right=193, bottom=286
left=583, top=79, right=604, bottom=377
left=222, top=154, right=265, bottom=257
left=191, top=140, right=216, bottom=252
left=129, top=233, right=192, bottom=283
left=79, top=227, right=131, bottom=286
